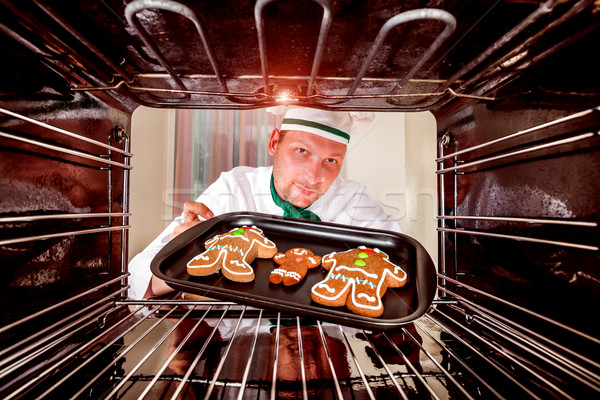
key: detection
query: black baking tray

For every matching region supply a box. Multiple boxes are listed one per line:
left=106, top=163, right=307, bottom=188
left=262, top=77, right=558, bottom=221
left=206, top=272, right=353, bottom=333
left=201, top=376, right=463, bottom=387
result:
left=150, top=212, right=437, bottom=330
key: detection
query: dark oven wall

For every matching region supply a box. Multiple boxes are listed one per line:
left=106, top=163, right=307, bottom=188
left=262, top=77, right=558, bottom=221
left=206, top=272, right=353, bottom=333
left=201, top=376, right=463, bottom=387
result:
left=0, top=56, right=136, bottom=327
left=434, top=101, right=600, bottom=346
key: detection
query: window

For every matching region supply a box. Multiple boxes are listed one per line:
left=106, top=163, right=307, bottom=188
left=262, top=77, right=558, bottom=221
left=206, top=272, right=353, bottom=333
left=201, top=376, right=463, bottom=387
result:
left=172, top=109, right=279, bottom=214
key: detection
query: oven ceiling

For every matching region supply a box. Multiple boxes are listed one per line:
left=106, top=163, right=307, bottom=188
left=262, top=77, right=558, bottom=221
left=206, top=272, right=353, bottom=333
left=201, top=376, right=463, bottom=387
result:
left=0, top=0, right=598, bottom=111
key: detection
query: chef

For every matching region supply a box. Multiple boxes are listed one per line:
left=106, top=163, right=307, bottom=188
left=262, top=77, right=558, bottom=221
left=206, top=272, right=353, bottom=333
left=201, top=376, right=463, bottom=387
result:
left=128, top=106, right=402, bottom=299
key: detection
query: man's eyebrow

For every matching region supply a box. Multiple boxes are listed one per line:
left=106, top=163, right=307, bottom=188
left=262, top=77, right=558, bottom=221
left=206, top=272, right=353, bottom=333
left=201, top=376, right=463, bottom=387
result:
left=285, top=139, right=308, bottom=146
left=286, top=139, right=346, bottom=157
left=286, top=140, right=312, bottom=150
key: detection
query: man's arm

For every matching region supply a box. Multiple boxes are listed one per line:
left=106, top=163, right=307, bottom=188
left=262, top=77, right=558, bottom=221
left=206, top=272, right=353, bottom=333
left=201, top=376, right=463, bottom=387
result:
left=128, top=166, right=262, bottom=299
left=128, top=201, right=214, bottom=299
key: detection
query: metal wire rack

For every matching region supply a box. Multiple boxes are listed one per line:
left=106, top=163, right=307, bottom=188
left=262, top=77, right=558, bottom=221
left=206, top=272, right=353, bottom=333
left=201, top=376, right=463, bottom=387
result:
left=1, top=278, right=599, bottom=399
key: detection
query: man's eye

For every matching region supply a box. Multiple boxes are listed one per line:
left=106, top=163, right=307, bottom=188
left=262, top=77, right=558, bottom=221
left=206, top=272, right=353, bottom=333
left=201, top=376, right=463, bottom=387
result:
left=325, top=158, right=337, bottom=165
left=296, top=148, right=308, bottom=154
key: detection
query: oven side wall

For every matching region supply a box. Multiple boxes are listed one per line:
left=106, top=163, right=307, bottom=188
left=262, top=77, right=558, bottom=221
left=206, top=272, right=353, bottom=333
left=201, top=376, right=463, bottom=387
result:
left=0, top=91, right=135, bottom=325
left=434, top=100, right=600, bottom=340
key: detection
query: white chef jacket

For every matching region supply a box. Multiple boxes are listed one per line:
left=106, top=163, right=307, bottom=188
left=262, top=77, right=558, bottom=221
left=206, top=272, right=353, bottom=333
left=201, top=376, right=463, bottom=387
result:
left=128, top=166, right=402, bottom=299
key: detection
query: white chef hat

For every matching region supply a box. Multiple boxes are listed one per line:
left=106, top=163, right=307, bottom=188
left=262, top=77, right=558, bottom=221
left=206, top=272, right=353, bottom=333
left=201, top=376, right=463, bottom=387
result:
left=267, top=106, right=374, bottom=145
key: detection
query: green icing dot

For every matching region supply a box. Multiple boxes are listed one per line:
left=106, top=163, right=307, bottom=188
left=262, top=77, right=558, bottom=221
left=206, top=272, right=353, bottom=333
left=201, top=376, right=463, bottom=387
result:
left=357, top=252, right=369, bottom=258
left=233, top=228, right=244, bottom=235
left=354, top=259, right=367, bottom=266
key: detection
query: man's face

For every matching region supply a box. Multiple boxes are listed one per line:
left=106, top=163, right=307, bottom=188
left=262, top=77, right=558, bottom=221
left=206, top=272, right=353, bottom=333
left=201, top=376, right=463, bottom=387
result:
left=269, top=129, right=346, bottom=208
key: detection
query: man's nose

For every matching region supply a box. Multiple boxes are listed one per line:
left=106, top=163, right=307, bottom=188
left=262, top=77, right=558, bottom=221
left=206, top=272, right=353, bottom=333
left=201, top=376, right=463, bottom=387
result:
left=305, top=160, right=324, bottom=184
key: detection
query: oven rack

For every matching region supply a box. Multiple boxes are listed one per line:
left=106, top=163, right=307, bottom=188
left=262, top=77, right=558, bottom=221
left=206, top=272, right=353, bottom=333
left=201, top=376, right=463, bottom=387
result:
left=19, top=0, right=591, bottom=109
left=1, top=273, right=599, bottom=399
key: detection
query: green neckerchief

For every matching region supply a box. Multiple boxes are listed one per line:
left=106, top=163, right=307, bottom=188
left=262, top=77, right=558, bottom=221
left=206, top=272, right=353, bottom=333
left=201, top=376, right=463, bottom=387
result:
left=270, top=174, right=321, bottom=222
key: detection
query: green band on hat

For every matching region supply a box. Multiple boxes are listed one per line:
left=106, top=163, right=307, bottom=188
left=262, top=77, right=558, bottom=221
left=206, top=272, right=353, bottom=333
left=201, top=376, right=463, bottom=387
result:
left=282, top=117, right=350, bottom=143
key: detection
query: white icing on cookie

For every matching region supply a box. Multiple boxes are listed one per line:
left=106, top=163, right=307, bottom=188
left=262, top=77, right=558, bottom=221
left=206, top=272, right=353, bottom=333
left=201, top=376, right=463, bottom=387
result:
left=356, top=293, right=377, bottom=302
left=224, top=259, right=253, bottom=276
left=315, top=283, right=339, bottom=294
left=335, top=266, right=378, bottom=279
left=285, top=271, right=302, bottom=281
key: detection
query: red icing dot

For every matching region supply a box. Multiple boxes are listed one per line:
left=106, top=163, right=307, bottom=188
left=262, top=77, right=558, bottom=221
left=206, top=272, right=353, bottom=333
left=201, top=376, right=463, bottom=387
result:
left=294, top=257, right=303, bottom=263
left=362, top=248, right=378, bottom=254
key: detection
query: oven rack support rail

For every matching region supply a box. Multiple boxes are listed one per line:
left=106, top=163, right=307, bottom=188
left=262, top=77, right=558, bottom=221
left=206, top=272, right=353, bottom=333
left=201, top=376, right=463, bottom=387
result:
left=22, top=0, right=592, bottom=109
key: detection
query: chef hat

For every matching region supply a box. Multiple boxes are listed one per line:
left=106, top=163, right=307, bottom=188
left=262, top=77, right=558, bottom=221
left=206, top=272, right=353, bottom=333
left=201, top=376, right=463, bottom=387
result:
left=267, top=106, right=374, bottom=145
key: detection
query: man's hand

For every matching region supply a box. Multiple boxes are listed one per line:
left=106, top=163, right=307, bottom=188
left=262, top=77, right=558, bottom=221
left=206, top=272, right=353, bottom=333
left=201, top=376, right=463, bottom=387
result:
left=170, top=201, right=214, bottom=240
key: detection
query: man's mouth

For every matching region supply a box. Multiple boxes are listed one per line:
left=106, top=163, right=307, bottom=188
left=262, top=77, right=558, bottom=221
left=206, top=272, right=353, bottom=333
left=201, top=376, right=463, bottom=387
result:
left=294, top=183, right=317, bottom=196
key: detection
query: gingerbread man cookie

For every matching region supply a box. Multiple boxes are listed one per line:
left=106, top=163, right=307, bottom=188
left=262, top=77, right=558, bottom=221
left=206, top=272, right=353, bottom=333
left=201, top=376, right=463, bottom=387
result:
left=187, top=226, right=278, bottom=283
left=310, top=246, right=407, bottom=317
left=270, top=248, right=321, bottom=286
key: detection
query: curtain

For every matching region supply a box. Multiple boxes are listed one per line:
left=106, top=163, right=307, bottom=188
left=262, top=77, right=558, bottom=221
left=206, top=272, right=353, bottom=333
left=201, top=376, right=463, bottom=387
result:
left=172, top=109, right=280, bottom=214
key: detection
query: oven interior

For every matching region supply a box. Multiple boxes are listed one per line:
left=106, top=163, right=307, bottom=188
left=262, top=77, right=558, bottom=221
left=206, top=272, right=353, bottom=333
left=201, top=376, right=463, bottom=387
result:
left=1, top=0, right=599, bottom=398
